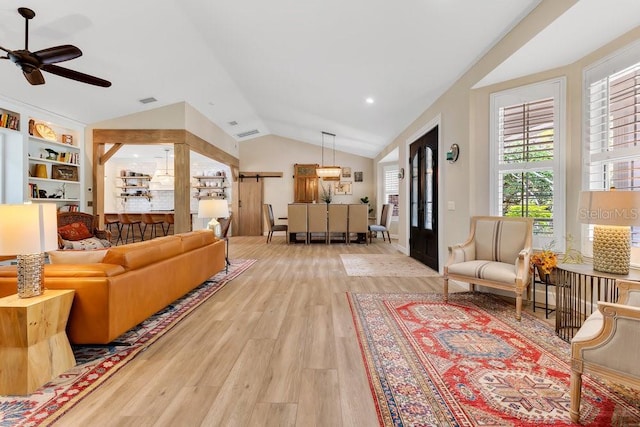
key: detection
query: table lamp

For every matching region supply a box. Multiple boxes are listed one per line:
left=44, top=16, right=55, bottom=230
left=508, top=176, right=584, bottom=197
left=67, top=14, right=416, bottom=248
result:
left=198, top=199, right=230, bottom=238
left=0, top=203, right=58, bottom=297
left=577, top=190, right=640, bottom=274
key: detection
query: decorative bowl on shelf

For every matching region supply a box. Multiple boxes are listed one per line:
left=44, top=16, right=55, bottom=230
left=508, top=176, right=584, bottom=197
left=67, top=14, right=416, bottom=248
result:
left=35, top=123, right=56, bottom=141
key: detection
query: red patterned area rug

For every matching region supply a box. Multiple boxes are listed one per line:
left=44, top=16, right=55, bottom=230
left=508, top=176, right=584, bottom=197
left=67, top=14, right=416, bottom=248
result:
left=0, top=259, right=256, bottom=427
left=348, top=292, right=640, bottom=426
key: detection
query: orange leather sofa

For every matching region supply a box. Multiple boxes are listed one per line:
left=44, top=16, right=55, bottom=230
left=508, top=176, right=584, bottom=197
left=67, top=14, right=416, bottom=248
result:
left=0, top=230, right=225, bottom=344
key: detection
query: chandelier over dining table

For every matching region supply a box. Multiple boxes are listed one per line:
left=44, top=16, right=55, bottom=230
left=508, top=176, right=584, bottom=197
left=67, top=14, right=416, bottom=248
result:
left=315, top=131, right=341, bottom=180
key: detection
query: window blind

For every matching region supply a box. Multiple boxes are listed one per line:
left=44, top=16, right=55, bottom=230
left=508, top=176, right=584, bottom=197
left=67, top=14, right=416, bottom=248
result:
left=497, top=97, right=555, bottom=237
left=384, top=166, right=399, bottom=216
left=587, top=62, right=640, bottom=247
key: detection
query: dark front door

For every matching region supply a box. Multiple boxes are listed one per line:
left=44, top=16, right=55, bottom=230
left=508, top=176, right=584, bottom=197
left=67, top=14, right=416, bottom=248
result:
left=409, top=126, right=439, bottom=270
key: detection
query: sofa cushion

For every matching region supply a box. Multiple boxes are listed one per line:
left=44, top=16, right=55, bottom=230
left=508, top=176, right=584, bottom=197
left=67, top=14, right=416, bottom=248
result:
left=179, top=230, right=216, bottom=252
left=48, top=249, right=108, bottom=264
left=447, top=260, right=516, bottom=285
left=103, top=236, right=182, bottom=270
left=475, top=219, right=528, bottom=263
left=44, top=263, right=125, bottom=277
left=58, top=222, right=93, bottom=241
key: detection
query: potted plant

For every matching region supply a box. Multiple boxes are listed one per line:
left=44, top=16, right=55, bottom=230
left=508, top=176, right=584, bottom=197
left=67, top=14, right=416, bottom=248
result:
left=360, top=196, right=374, bottom=215
left=530, top=243, right=557, bottom=283
left=320, top=184, right=332, bottom=204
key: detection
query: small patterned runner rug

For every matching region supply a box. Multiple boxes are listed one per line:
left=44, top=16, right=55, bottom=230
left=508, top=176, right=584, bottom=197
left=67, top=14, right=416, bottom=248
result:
left=340, top=254, right=440, bottom=277
left=348, top=292, right=640, bottom=426
left=0, top=258, right=256, bottom=427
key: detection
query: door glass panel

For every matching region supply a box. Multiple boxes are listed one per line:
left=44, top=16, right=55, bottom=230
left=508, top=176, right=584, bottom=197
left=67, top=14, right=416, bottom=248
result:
left=424, top=147, right=433, bottom=230
left=411, top=152, right=418, bottom=227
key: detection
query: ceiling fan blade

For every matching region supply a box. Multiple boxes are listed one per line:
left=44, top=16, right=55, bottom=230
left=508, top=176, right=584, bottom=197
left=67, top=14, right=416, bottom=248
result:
left=24, top=68, right=45, bottom=85
left=41, top=64, right=111, bottom=87
left=0, top=46, right=10, bottom=54
left=34, top=45, right=82, bottom=64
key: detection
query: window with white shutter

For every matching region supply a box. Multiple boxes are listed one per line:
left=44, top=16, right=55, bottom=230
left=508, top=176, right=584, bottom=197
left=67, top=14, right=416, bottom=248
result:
left=585, top=47, right=640, bottom=254
left=383, top=165, right=399, bottom=217
left=490, top=79, right=566, bottom=250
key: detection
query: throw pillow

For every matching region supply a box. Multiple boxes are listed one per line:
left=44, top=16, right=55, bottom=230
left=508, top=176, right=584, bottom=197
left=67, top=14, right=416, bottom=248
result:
left=48, top=249, right=108, bottom=264
left=58, top=222, right=93, bottom=241
left=60, top=237, right=108, bottom=250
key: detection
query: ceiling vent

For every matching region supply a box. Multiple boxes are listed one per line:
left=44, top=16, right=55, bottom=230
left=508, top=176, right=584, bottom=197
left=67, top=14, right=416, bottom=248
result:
left=139, top=97, right=157, bottom=104
left=236, top=129, right=260, bottom=138
left=228, top=121, right=238, bottom=126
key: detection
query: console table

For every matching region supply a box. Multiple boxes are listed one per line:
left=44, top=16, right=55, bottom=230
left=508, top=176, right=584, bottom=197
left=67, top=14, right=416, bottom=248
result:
left=555, top=263, right=640, bottom=342
left=0, top=290, right=76, bottom=395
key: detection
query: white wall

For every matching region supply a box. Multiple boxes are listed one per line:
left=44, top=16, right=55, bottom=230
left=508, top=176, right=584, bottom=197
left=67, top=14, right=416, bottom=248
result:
left=240, top=134, right=374, bottom=222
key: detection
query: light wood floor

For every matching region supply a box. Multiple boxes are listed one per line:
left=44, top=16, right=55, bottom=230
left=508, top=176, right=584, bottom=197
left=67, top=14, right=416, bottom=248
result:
left=59, top=235, right=551, bottom=426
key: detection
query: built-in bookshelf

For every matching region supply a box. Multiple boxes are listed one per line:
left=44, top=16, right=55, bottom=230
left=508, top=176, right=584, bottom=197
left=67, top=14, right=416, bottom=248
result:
left=0, top=98, right=85, bottom=209
left=0, top=108, right=20, bottom=131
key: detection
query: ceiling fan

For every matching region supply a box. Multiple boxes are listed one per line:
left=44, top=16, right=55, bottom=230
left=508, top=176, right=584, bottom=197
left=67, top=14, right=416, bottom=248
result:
left=0, top=7, right=111, bottom=87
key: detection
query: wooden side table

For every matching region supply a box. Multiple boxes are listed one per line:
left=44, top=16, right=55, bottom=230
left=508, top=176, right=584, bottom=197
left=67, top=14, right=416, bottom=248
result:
left=555, top=263, right=640, bottom=342
left=0, top=289, right=76, bottom=395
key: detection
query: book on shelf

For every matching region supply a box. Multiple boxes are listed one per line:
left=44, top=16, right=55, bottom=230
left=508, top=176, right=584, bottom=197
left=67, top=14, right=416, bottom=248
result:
left=59, top=204, right=79, bottom=212
left=0, top=113, right=19, bottom=131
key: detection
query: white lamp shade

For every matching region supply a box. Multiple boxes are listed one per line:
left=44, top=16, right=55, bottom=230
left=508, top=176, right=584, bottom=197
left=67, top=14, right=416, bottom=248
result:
left=577, top=191, right=640, bottom=226
left=198, top=199, right=230, bottom=219
left=0, top=203, right=58, bottom=255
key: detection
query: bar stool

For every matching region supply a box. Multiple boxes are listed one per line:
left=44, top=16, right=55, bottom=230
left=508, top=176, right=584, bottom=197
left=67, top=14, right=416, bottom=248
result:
left=104, top=215, right=120, bottom=244
left=142, top=213, right=165, bottom=240
left=163, top=213, right=174, bottom=236
left=117, top=213, right=143, bottom=244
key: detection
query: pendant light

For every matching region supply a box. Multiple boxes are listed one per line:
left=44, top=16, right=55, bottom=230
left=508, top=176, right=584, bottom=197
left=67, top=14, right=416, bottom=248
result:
left=316, top=131, right=341, bottom=180
left=151, top=148, right=174, bottom=186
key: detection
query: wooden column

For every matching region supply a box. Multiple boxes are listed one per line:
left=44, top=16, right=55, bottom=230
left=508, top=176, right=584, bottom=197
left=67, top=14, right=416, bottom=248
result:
left=93, top=141, right=105, bottom=227
left=174, top=143, right=191, bottom=233
left=0, top=290, right=76, bottom=395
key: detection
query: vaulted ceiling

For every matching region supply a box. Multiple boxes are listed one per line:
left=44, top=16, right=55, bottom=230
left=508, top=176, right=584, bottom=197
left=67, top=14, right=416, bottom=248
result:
left=1, top=1, right=639, bottom=159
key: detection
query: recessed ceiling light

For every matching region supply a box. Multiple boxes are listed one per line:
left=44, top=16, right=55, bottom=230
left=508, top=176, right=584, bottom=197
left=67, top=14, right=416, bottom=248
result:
left=365, top=97, right=375, bottom=104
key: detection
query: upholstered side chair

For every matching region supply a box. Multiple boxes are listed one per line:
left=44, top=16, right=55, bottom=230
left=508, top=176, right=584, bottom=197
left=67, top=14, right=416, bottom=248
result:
left=369, top=203, right=393, bottom=243
left=570, top=280, right=640, bottom=423
left=263, top=204, right=287, bottom=243
left=443, top=215, right=533, bottom=320
left=328, top=204, right=349, bottom=244
left=287, top=203, right=308, bottom=244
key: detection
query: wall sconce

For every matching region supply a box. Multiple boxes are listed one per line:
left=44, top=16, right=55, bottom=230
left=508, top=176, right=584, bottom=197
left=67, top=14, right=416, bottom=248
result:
left=398, top=168, right=405, bottom=180
left=446, top=144, right=460, bottom=163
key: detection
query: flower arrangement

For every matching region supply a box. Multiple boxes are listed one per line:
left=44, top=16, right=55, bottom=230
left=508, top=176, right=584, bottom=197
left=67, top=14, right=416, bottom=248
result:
left=530, top=242, right=557, bottom=276
left=320, top=183, right=332, bottom=204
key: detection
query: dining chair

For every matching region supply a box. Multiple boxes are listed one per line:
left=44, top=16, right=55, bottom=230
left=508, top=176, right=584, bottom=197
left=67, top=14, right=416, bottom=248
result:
left=347, top=204, right=369, bottom=245
left=287, top=203, right=308, bottom=244
left=328, top=204, right=349, bottom=244
left=308, top=204, right=329, bottom=244
left=369, top=203, right=393, bottom=243
left=263, top=204, right=287, bottom=243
